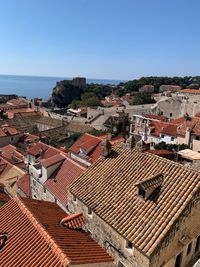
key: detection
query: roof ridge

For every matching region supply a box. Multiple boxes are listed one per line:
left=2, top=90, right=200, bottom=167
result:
left=66, top=156, right=87, bottom=170
left=15, top=197, right=69, bottom=266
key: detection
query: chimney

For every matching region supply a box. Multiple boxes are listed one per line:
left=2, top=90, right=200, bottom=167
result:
left=125, top=135, right=135, bottom=149
left=185, top=127, right=192, bottom=148
left=101, top=139, right=111, bottom=159
left=135, top=139, right=149, bottom=152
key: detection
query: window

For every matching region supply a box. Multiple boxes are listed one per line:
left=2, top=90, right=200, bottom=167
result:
left=10, top=137, right=14, bottom=141
left=138, top=188, right=145, bottom=199
left=33, top=180, right=36, bottom=187
left=171, top=137, right=175, bottom=141
left=175, top=252, right=182, bottom=267
left=161, top=134, right=165, bottom=138
left=169, top=113, right=173, bottom=117
left=73, top=195, right=77, bottom=202
left=195, top=236, right=200, bottom=253
left=88, top=207, right=92, bottom=215
left=196, top=136, right=200, bottom=141
left=43, top=187, right=46, bottom=193
left=160, top=111, right=163, bottom=115
left=187, top=242, right=192, bottom=255
left=126, top=240, right=133, bottom=249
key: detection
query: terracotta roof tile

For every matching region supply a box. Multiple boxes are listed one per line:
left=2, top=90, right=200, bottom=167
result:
left=0, top=197, right=113, bottom=266
left=60, top=213, right=86, bottom=229
left=161, top=124, right=178, bottom=136
left=40, top=153, right=66, bottom=168
left=179, top=89, right=200, bottom=94
left=16, top=173, right=30, bottom=197
left=70, top=143, right=200, bottom=257
left=45, top=158, right=86, bottom=206
left=0, top=145, right=24, bottom=164
left=0, top=126, right=20, bottom=137
left=177, top=117, right=200, bottom=137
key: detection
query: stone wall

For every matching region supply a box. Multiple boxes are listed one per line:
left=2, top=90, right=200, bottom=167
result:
left=68, top=192, right=150, bottom=267
left=0, top=133, right=23, bottom=148
left=151, top=192, right=200, bottom=267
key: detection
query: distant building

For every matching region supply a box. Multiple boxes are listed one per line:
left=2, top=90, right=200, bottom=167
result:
left=68, top=133, right=124, bottom=166
left=139, top=84, right=154, bottom=93
left=159, top=85, right=181, bottom=92
left=56, top=77, right=86, bottom=90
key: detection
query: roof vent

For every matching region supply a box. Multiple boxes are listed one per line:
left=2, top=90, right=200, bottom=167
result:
left=0, top=233, right=8, bottom=250
left=136, top=173, right=164, bottom=200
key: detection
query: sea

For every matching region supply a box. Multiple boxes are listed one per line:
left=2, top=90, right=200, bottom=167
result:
left=0, top=74, right=124, bottom=100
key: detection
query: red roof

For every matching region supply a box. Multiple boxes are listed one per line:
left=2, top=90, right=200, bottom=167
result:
left=40, top=153, right=66, bottom=168
left=109, top=136, right=125, bottom=145
left=27, top=142, right=61, bottom=159
left=179, top=89, right=200, bottom=94
left=16, top=173, right=30, bottom=197
left=161, top=124, right=178, bottom=136
left=45, top=157, right=86, bottom=206
left=0, top=145, right=24, bottom=164
left=24, top=133, right=40, bottom=143
left=149, top=121, right=170, bottom=137
left=0, top=126, right=20, bottom=137
left=0, top=157, right=12, bottom=177
left=177, top=116, right=200, bottom=137
left=60, top=213, right=86, bottom=229
left=69, top=133, right=124, bottom=163
left=0, top=197, right=113, bottom=266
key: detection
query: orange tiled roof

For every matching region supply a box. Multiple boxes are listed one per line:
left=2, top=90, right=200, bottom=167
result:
left=0, top=197, right=113, bottom=266
left=177, top=117, right=200, bottom=137
left=27, top=141, right=61, bottom=159
left=161, top=124, right=178, bottom=136
left=70, top=143, right=200, bottom=257
left=16, top=173, right=30, bottom=197
left=179, top=89, right=200, bottom=94
left=0, top=126, right=20, bottom=137
left=40, top=153, right=66, bottom=168
left=60, top=212, right=86, bottom=229
left=0, top=145, right=24, bottom=164
left=45, top=157, right=86, bottom=206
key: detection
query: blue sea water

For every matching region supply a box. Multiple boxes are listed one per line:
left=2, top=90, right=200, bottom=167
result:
left=0, top=74, right=124, bottom=100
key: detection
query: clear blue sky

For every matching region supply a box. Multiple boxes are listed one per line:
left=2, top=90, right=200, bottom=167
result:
left=0, top=0, right=199, bottom=80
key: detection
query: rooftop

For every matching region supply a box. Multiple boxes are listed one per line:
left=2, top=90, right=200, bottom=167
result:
left=0, top=126, right=20, bottom=138
left=0, top=197, right=113, bottom=266
left=70, top=143, right=200, bottom=257
left=45, top=157, right=86, bottom=206
left=16, top=173, right=30, bottom=197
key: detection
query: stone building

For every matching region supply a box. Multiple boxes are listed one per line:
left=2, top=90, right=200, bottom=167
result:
left=68, top=143, right=200, bottom=267
left=25, top=141, right=85, bottom=212
left=0, top=126, right=23, bottom=148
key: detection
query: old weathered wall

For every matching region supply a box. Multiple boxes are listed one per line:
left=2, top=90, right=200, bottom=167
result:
left=150, top=193, right=200, bottom=267
left=68, top=192, right=150, bottom=267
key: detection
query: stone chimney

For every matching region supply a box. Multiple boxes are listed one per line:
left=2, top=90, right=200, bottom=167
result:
left=101, top=139, right=111, bottom=159
left=135, top=139, right=149, bottom=152
left=185, top=127, right=192, bottom=147
left=125, top=135, right=135, bottom=149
